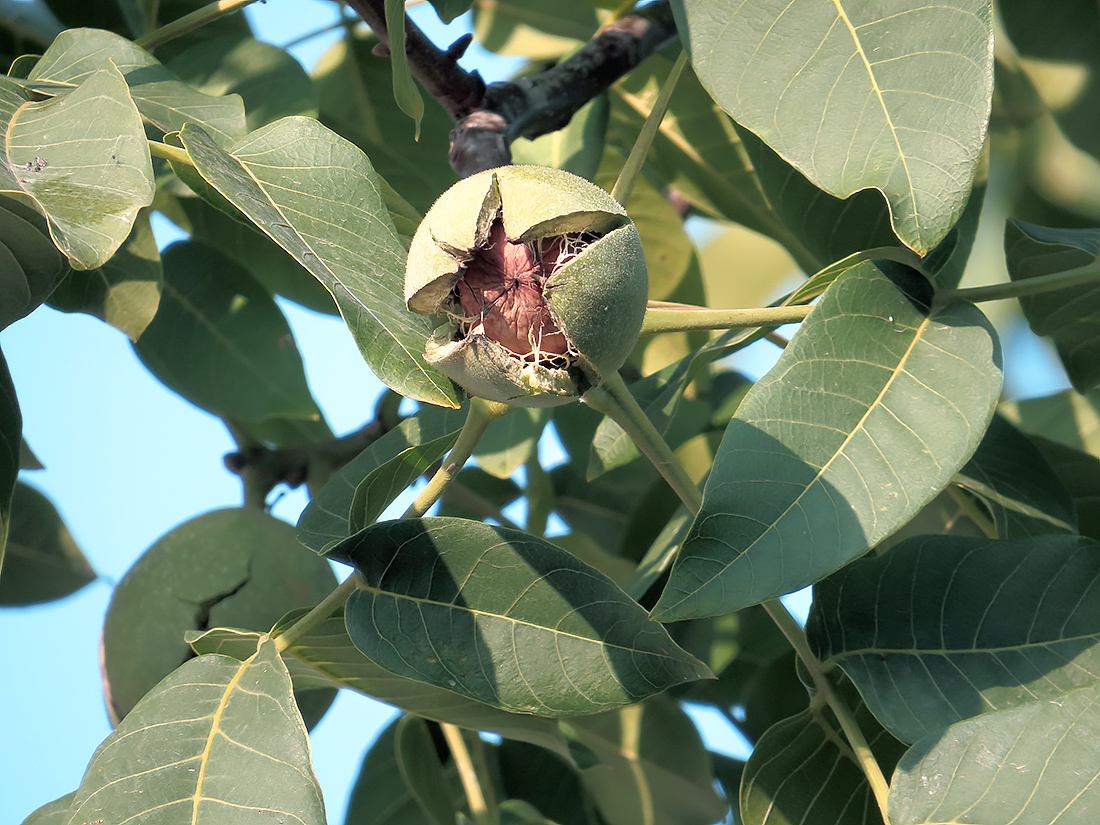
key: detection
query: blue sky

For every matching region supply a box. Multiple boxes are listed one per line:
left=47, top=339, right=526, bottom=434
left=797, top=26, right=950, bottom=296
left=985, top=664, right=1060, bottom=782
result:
left=0, top=1, right=1073, bottom=822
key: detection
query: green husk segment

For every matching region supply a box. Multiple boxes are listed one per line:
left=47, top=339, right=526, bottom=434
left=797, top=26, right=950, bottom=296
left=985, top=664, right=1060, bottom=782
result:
left=545, top=223, right=647, bottom=378
left=425, top=332, right=581, bottom=407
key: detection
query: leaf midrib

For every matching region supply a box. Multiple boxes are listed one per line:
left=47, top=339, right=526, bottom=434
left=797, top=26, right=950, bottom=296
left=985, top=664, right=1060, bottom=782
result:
left=673, top=304, right=936, bottom=609
left=191, top=653, right=252, bottom=823
left=358, top=584, right=684, bottom=661
left=831, top=0, right=919, bottom=236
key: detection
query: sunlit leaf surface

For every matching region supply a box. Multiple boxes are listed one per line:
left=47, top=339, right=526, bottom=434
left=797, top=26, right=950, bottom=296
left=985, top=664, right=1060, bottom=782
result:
left=890, top=680, right=1100, bottom=825
left=329, top=517, right=711, bottom=715
left=675, top=0, right=993, bottom=254
left=3, top=62, right=154, bottom=268
left=180, top=118, right=461, bottom=407
left=66, top=640, right=325, bottom=825
left=808, top=534, right=1100, bottom=744
left=653, top=262, right=1002, bottom=619
left=27, top=27, right=246, bottom=143
left=190, top=610, right=574, bottom=758
left=46, top=207, right=161, bottom=340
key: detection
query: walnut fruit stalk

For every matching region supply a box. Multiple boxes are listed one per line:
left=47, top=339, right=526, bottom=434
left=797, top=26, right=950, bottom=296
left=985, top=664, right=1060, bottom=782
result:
left=405, top=166, right=648, bottom=407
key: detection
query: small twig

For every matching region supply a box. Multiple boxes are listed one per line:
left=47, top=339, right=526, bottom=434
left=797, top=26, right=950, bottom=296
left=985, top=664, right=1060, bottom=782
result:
left=345, top=0, right=680, bottom=176
left=223, top=391, right=404, bottom=505
left=764, top=331, right=790, bottom=349
left=343, top=0, right=486, bottom=118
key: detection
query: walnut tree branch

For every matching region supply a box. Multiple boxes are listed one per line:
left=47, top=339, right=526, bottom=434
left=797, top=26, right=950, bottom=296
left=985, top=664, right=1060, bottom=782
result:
left=344, top=0, right=681, bottom=176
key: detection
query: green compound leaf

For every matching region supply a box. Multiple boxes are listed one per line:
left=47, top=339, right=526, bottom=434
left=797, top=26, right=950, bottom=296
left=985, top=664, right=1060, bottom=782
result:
left=190, top=609, right=574, bottom=758
left=652, top=262, right=1002, bottom=620
left=65, top=640, right=325, bottom=825
left=675, top=0, right=993, bottom=254
left=27, top=27, right=246, bottom=144
left=1004, top=219, right=1100, bottom=393
left=808, top=533, right=1100, bottom=745
left=4, top=61, right=155, bottom=269
left=328, top=517, right=712, bottom=716
left=135, top=239, right=322, bottom=423
left=180, top=118, right=461, bottom=408
left=296, top=403, right=468, bottom=554
left=889, top=680, right=1100, bottom=825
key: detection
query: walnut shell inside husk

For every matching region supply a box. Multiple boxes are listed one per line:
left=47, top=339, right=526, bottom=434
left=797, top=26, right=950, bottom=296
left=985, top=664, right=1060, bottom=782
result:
left=405, top=165, right=648, bottom=407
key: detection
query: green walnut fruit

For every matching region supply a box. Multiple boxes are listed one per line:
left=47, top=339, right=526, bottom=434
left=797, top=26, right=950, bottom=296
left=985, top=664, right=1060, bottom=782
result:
left=405, top=165, right=648, bottom=407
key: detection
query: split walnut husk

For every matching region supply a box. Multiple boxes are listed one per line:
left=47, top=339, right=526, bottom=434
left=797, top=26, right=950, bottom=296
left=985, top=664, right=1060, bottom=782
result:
left=405, top=166, right=648, bottom=407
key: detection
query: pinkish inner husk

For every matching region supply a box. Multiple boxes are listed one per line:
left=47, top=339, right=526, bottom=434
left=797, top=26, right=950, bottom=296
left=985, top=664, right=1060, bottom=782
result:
left=454, top=218, right=576, bottom=362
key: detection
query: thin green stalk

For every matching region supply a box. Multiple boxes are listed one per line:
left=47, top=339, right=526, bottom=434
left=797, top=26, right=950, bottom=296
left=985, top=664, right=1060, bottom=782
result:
left=441, top=723, right=496, bottom=825
left=641, top=303, right=813, bottom=334
left=274, top=572, right=363, bottom=652
left=135, top=0, right=259, bottom=51
left=762, top=599, right=891, bottom=821
left=936, top=262, right=1100, bottom=306
left=148, top=140, right=193, bottom=167
left=282, top=15, right=357, bottom=49
left=403, top=398, right=510, bottom=518
left=588, top=374, right=890, bottom=813
left=611, top=50, right=688, bottom=205
left=584, top=372, right=702, bottom=515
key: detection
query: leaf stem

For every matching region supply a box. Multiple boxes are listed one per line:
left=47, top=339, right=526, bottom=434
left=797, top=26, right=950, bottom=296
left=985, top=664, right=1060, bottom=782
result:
left=611, top=50, right=688, bottom=205
left=274, top=572, right=362, bottom=652
left=935, top=262, right=1100, bottom=306
left=584, top=372, right=702, bottom=516
left=403, top=398, right=509, bottom=519
left=641, top=303, right=813, bottom=334
left=148, top=140, right=193, bottom=167
left=761, top=599, right=891, bottom=821
left=441, top=723, right=496, bottom=825
left=135, top=0, right=260, bottom=50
